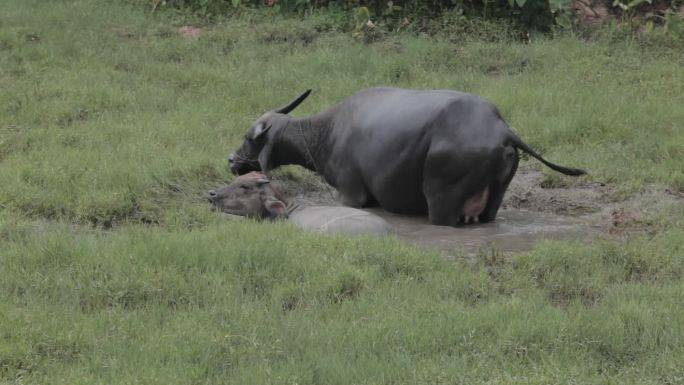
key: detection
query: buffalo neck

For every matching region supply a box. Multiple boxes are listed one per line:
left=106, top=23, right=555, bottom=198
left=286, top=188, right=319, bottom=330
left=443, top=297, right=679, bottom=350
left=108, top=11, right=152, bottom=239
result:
left=271, top=112, right=333, bottom=173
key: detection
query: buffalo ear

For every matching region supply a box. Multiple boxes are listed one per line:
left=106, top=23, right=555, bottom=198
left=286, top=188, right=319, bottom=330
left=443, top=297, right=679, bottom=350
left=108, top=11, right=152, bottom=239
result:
left=257, top=148, right=270, bottom=173
left=252, top=122, right=271, bottom=140
left=264, top=198, right=288, bottom=219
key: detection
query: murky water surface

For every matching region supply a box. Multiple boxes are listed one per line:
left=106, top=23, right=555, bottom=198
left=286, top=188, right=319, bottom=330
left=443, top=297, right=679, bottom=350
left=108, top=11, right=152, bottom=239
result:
left=365, top=208, right=599, bottom=254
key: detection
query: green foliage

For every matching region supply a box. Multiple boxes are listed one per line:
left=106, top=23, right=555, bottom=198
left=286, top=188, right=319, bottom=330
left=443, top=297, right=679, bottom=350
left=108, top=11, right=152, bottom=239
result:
left=145, top=0, right=560, bottom=30
left=664, top=10, right=683, bottom=37
left=612, top=0, right=651, bottom=12
left=138, top=0, right=684, bottom=33
left=3, top=216, right=684, bottom=383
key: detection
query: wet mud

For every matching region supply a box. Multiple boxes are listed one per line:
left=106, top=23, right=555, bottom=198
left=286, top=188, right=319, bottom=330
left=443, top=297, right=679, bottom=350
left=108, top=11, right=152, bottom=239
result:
left=272, top=168, right=683, bottom=254
left=365, top=207, right=599, bottom=254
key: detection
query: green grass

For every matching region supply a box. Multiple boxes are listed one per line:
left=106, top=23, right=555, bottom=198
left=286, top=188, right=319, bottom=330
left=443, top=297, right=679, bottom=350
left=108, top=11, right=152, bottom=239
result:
left=1, top=0, right=684, bottom=383
left=2, top=217, right=684, bottom=384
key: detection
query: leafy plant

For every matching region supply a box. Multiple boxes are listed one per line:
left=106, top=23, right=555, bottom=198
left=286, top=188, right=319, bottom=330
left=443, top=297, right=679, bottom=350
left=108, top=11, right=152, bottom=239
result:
left=612, top=0, right=651, bottom=12
left=548, top=0, right=572, bottom=28
left=141, top=0, right=684, bottom=34
left=664, top=9, right=683, bottom=37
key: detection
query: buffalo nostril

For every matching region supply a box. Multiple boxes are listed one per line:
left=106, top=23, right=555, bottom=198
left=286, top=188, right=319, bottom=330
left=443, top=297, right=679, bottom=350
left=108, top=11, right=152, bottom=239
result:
left=228, top=154, right=235, bottom=164
left=208, top=190, right=218, bottom=201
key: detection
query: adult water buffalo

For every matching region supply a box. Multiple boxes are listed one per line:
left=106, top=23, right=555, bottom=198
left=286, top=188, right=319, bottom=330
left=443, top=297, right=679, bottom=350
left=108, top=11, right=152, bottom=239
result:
left=208, top=172, right=392, bottom=237
left=228, top=88, right=586, bottom=227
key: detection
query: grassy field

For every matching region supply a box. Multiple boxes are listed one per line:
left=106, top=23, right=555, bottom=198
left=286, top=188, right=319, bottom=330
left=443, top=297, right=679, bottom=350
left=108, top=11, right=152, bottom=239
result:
left=2, top=0, right=684, bottom=383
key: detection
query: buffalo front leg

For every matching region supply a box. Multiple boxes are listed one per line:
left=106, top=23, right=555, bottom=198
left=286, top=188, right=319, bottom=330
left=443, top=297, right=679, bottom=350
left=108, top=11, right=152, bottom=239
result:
left=333, top=174, right=375, bottom=208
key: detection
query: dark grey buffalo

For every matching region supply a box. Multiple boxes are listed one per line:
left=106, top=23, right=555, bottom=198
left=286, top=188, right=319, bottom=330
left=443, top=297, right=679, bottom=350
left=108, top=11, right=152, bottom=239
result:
left=208, top=172, right=392, bottom=237
left=228, top=88, right=585, bottom=227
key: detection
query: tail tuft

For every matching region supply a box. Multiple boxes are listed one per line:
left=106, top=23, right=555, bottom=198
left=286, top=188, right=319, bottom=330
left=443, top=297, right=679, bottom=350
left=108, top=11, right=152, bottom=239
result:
left=549, top=165, right=586, bottom=176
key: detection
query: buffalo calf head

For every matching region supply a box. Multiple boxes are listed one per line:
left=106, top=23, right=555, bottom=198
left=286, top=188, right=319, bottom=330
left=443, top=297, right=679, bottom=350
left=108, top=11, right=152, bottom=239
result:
left=207, top=172, right=288, bottom=220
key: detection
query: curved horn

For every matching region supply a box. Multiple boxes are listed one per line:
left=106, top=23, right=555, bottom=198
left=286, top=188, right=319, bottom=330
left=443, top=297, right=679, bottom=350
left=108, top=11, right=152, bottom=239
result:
left=274, top=89, right=312, bottom=114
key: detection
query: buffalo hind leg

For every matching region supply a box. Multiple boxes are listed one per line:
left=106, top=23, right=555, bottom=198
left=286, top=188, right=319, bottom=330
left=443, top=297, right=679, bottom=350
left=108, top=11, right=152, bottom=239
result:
left=425, top=175, right=491, bottom=227
left=478, top=146, right=519, bottom=223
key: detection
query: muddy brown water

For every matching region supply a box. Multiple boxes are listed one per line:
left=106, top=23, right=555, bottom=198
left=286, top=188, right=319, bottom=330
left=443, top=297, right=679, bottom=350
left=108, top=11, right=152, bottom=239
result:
left=365, top=207, right=600, bottom=254
left=278, top=170, right=605, bottom=254
left=275, top=168, right=682, bottom=254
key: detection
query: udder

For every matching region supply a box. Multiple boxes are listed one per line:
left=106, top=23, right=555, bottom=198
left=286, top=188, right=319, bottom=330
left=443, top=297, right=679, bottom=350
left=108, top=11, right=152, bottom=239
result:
left=463, top=186, right=489, bottom=224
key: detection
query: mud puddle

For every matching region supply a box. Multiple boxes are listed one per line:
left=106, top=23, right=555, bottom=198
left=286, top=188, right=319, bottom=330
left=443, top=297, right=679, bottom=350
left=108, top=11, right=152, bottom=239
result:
left=273, top=167, right=683, bottom=254
left=366, top=207, right=599, bottom=254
